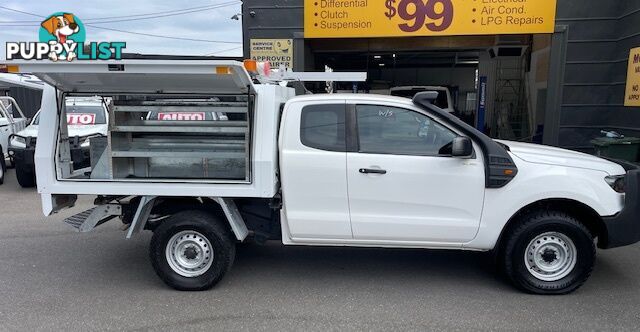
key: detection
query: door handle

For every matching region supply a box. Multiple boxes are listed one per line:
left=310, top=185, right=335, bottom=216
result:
left=359, top=168, right=387, bottom=175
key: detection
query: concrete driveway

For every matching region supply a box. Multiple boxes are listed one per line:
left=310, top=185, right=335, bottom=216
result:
left=0, top=169, right=639, bottom=331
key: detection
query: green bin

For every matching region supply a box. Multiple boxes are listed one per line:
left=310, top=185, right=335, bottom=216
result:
left=591, top=137, right=640, bottom=162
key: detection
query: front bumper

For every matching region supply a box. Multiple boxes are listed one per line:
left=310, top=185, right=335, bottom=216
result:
left=600, top=170, right=640, bottom=249
left=9, top=139, right=91, bottom=171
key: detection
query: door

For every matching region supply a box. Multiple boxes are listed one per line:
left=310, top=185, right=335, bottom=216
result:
left=347, top=104, right=485, bottom=243
left=280, top=102, right=352, bottom=240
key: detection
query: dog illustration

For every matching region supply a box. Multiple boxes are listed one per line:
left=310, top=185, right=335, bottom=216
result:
left=40, top=13, right=79, bottom=61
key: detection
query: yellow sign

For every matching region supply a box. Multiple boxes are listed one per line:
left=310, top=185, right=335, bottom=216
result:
left=305, top=0, right=558, bottom=38
left=249, top=39, right=294, bottom=69
left=625, top=47, right=640, bottom=107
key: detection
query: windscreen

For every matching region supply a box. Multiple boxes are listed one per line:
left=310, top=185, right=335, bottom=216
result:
left=33, top=104, right=106, bottom=125
left=66, top=105, right=107, bottom=125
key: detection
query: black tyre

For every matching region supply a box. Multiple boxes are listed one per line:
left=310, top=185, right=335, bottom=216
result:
left=15, top=162, right=36, bottom=188
left=0, top=153, right=5, bottom=185
left=6, top=156, right=15, bottom=169
left=150, top=210, right=236, bottom=291
left=501, top=210, right=595, bottom=295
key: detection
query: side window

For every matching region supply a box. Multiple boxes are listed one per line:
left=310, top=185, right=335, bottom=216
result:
left=300, top=104, right=346, bottom=152
left=356, top=105, right=457, bottom=156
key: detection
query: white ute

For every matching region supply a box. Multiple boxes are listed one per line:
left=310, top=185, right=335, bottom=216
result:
left=15, top=60, right=640, bottom=295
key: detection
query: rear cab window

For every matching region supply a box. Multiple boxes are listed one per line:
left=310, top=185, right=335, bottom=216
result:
left=300, top=104, right=346, bottom=152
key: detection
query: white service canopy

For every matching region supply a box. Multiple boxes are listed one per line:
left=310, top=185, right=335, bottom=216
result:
left=15, top=60, right=254, bottom=95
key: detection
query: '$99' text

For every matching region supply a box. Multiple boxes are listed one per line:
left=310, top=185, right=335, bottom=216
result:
left=385, top=0, right=454, bottom=33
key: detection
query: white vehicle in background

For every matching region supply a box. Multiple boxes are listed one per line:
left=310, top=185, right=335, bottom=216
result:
left=0, top=72, right=44, bottom=90
left=8, top=97, right=108, bottom=187
left=10, top=60, right=640, bottom=295
left=390, top=86, right=455, bottom=113
left=0, top=96, right=29, bottom=184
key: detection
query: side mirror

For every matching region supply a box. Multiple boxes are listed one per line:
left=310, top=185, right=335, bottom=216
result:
left=452, top=136, right=473, bottom=158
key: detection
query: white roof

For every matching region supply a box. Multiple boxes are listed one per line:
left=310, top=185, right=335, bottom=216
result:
left=0, top=73, right=45, bottom=90
left=289, top=93, right=416, bottom=106
left=66, top=96, right=106, bottom=105
left=390, top=86, right=448, bottom=91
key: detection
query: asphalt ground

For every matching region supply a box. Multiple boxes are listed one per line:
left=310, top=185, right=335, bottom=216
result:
left=0, top=168, right=639, bottom=331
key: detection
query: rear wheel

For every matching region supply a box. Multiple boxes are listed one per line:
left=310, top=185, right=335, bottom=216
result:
left=501, top=211, right=595, bottom=295
left=150, top=210, right=235, bottom=291
left=15, top=162, right=36, bottom=188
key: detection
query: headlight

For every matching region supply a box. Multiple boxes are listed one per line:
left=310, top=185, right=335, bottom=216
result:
left=9, top=135, right=26, bottom=149
left=605, top=175, right=626, bottom=193
left=80, top=137, right=91, bottom=148
left=80, top=134, right=104, bottom=148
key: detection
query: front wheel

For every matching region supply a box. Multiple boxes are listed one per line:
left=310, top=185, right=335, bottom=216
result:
left=15, top=162, right=36, bottom=188
left=6, top=156, right=15, bottom=169
left=501, top=211, right=595, bottom=295
left=150, top=210, right=235, bottom=291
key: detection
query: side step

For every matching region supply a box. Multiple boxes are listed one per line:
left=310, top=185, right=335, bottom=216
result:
left=63, top=204, right=122, bottom=232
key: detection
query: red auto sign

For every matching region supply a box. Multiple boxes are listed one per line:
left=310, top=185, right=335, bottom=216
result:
left=67, top=113, right=96, bottom=125
left=158, top=112, right=206, bottom=121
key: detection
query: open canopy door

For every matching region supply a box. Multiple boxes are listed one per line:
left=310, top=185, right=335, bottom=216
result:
left=16, top=60, right=255, bottom=95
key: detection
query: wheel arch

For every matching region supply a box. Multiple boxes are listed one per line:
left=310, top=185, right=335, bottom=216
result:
left=495, top=198, right=606, bottom=253
left=146, top=196, right=247, bottom=241
left=148, top=197, right=221, bottom=219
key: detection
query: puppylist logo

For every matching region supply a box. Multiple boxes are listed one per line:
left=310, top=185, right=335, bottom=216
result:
left=6, top=12, right=126, bottom=62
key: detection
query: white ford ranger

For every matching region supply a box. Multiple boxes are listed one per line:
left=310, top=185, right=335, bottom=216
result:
left=12, top=60, right=639, bottom=295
